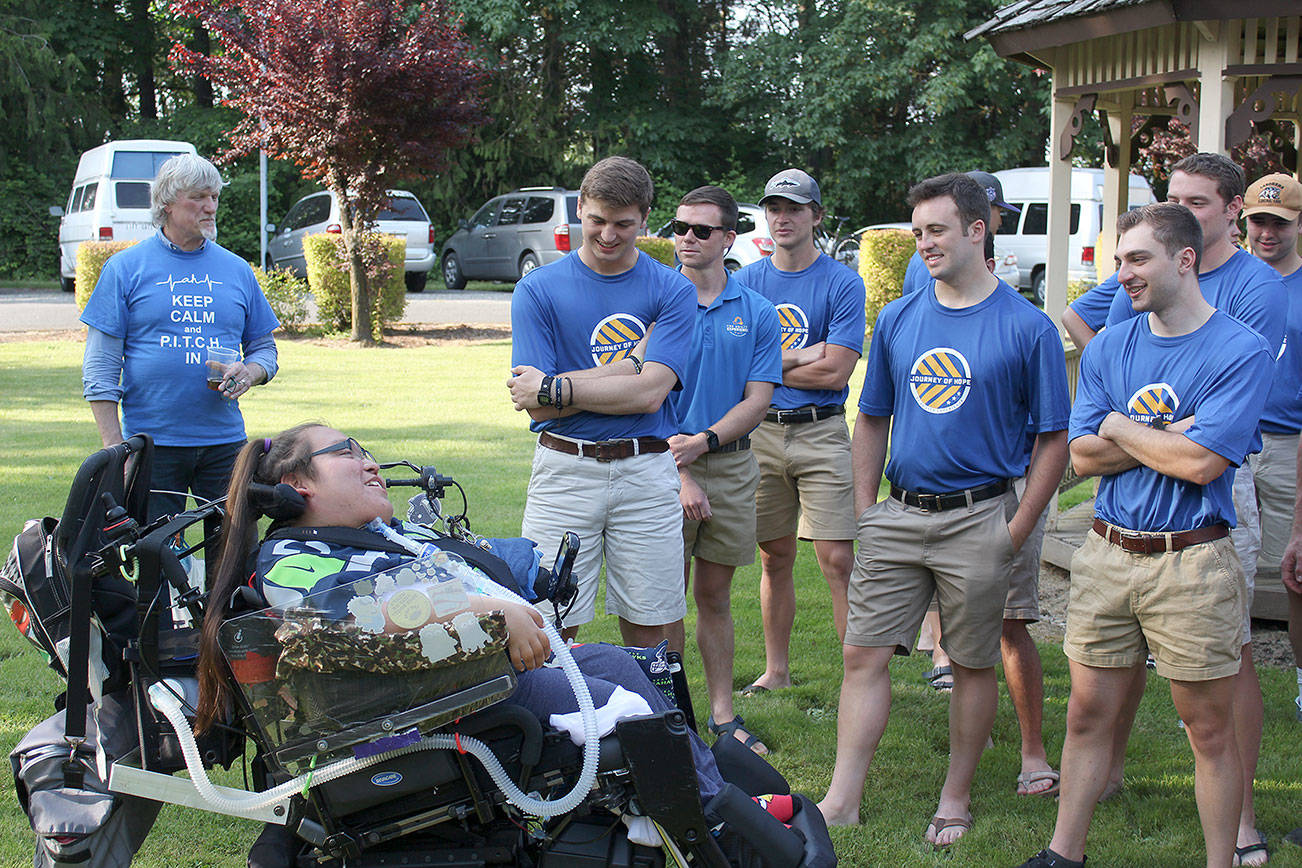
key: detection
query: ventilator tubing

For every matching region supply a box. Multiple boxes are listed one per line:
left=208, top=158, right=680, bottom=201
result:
left=148, top=525, right=599, bottom=819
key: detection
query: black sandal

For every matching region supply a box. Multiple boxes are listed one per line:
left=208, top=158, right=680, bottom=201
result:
left=707, top=714, right=769, bottom=755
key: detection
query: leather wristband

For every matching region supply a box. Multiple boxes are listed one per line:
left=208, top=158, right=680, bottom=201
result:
left=629, top=355, right=644, bottom=374
left=538, top=375, right=555, bottom=407
left=704, top=429, right=720, bottom=453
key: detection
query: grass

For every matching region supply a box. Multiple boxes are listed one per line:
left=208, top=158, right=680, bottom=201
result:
left=2, top=336, right=1301, bottom=866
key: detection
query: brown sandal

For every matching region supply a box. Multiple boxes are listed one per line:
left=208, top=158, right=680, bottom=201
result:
left=926, top=815, right=972, bottom=849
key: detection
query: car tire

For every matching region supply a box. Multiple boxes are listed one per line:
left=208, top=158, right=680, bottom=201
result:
left=404, top=270, right=428, bottom=293
left=1032, top=270, right=1046, bottom=306
left=518, top=253, right=540, bottom=280
left=60, top=276, right=75, bottom=293
left=442, top=251, right=466, bottom=290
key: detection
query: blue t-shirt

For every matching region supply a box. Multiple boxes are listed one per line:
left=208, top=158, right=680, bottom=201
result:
left=670, top=276, right=782, bottom=435
left=79, top=234, right=279, bottom=447
left=1069, top=310, right=1274, bottom=531
left=859, top=279, right=1071, bottom=492
left=1068, top=273, right=1120, bottom=332
left=1105, top=248, right=1287, bottom=354
left=901, top=251, right=928, bottom=296
left=1261, top=266, right=1302, bottom=434
left=735, top=254, right=866, bottom=409
left=510, top=251, right=696, bottom=440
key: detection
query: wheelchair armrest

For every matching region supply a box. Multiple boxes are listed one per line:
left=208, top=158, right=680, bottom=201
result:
left=450, top=703, right=544, bottom=769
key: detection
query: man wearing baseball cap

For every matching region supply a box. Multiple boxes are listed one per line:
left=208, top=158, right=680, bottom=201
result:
left=900, top=170, right=1019, bottom=296
left=1242, top=173, right=1302, bottom=736
left=734, top=169, right=866, bottom=696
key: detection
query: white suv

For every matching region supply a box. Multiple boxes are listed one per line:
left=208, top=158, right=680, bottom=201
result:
left=267, top=190, right=436, bottom=292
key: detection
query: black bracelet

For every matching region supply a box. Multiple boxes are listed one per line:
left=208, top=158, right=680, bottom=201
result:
left=553, top=376, right=563, bottom=410
left=704, top=428, right=721, bottom=452
left=538, top=375, right=554, bottom=407
left=629, top=355, right=644, bottom=374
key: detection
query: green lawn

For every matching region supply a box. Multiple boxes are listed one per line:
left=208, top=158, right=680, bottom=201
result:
left=1, top=336, right=1300, bottom=867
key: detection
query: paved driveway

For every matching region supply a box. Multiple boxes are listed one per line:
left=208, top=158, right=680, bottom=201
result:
left=0, top=287, right=512, bottom=332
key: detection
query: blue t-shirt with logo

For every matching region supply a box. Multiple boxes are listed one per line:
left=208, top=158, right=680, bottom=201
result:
left=511, top=251, right=696, bottom=440
left=735, top=254, right=866, bottom=409
left=671, top=275, right=782, bottom=435
left=859, top=279, right=1070, bottom=493
left=1261, top=266, right=1302, bottom=434
left=1105, top=248, right=1287, bottom=354
left=1070, top=310, right=1274, bottom=531
left=1068, top=273, right=1120, bottom=332
left=79, top=233, right=279, bottom=446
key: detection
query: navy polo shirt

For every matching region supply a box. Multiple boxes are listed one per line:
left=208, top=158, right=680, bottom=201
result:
left=671, top=275, right=782, bottom=435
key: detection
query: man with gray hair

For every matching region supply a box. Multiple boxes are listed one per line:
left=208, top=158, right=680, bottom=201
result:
left=81, top=152, right=279, bottom=521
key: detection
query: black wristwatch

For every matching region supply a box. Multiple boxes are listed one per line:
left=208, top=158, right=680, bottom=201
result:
left=538, top=375, right=555, bottom=407
left=704, top=429, right=720, bottom=452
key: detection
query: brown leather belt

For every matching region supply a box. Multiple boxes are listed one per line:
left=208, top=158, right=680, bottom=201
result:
left=539, top=432, right=670, bottom=462
left=1091, top=519, right=1228, bottom=554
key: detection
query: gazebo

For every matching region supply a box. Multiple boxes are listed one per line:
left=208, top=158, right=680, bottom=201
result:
left=968, top=2, right=1302, bottom=618
left=968, top=1, right=1301, bottom=325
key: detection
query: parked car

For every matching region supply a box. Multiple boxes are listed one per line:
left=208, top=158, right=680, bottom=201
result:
left=51, top=139, right=198, bottom=292
left=267, top=190, right=436, bottom=292
left=440, top=187, right=582, bottom=289
left=652, top=202, right=775, bottom=271
left=857, top=222, right=1021, bottom=292
left=993, top=167, right=1156, bottom=305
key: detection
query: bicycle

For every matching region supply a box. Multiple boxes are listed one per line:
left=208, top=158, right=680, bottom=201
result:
left=817, top=214, right=862, bottom=269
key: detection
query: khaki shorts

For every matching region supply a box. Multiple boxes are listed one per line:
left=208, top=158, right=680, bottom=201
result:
left=1230, top=464, right=1260, bottom=642
left=1250, top=431, right=1299, bottom=576
left=1063, top=530, right=1244, bottom=682
left=682, top=449, right=760, bottom=567
left=845, top=491, right=1016, bottom=669
left=752, top=415, right=856, bottom=542
left=521, top=443, right=687, bottom=628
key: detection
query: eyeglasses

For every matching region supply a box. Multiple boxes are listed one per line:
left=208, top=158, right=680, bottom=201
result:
left=309, top=437, right=375, bottom=463
left=671, top=220, right=728, bottom=240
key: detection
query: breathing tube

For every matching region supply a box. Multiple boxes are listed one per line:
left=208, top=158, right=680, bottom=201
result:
left=148, top=521, right=600, bottom=819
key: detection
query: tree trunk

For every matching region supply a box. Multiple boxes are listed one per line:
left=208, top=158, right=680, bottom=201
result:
left=189, top=23, right=213, bottom=109
left=333, top=184, right=375, bottom=345
left=128, top=0, right=156, bottom=119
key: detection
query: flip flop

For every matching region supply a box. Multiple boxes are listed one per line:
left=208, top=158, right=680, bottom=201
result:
left=707, top=714, right=769, bottom=756
left=925, top=814, right=971, bottom=849
left=924, top=665, right=953, bottom=692
left=740, top=681, right=775, bottom=697
left=1233, top=830, right=1268, bottom=866
left=1016, top=768, right=1060, bottom=797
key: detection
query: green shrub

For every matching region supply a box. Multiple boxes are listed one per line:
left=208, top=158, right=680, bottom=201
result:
left=303, top=232, right=406, bottom=338
left=1066, top=278, right=1095, bottom=305
left=253, top=265, right=311, bottom=333
left=75, top=240, right=138, bottom=310
left=635, top=236, right=676, bottom=267
left=860, top=228, right=914, bottom=330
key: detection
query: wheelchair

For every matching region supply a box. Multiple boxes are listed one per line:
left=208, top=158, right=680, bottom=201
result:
left=5, top=435, right=836, bottom=868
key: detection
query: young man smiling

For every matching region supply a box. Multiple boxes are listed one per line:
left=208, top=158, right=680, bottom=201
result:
left=734, top=169, right=866, bottom=697
left=818, top=173, right=1069, bottom=846
left=666, top=186, right=782, bottom=754
left=507, top=156, right=696, bottom=648
left=1018, top=203, right=1274, bottom=868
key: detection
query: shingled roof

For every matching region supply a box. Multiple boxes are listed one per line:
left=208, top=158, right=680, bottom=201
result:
left=966, top=0, right=1153, bottom=41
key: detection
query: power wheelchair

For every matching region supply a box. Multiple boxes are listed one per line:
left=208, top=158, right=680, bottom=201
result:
left=5, top=435, right=836, bottom=868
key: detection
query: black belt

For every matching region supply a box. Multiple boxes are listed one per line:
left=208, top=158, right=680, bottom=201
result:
left=539, top=432, right=669, bottom=461
left=1092, top=519, right=1228, bottom=554
left=713, top=435, right=751, bottom=454
left=889, top=479, right=1010, bottom=512
left=765, top=405, right=845, bottom=424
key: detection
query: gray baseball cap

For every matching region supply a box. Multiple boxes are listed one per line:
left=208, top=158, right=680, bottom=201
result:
left=760, top=169, right=822, bottom=207
left=966, top=171, right=1020, bottom=213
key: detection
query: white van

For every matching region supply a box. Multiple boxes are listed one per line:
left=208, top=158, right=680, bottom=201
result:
left=993, top=167, right=1156, bottom=304
left=52, top=139, right=198, bottom=292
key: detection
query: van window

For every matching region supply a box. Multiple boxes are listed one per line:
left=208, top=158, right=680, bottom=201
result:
left=379, top=197, right=427, bottom=221
left=565, top=195, right=579, bottom=223
left=116, top=182, right=151, bottom=209
left=110, top=151, right=186, bottom=179
left=522, top=197, right=554, bottom=224
left=996, top=205, right=1022, bottom=234
left=497, top=197, right=526, bottom=226
left=80, top=183, right=98, bottom=213
left=1021, top=203, right=1080, bottom=236
left=286, top=196, right=331, bottom=230
left=470, top=199, right=500, bottom=230
left=70, top=186, right=85, bottom=213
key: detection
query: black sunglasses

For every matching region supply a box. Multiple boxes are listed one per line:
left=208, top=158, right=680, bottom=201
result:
left=671, top=220, right=728, bottom=240
left=309, top=437, right=375, bottom=463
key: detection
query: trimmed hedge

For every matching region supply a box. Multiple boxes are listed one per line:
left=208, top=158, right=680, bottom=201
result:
left=253, top=265, right=311, bottom=333
left=75, top=240, right=138, bottom=311
left=303, top=232, right=406, bottom=338
left=860, top=228, right=914, bottom=330
left=635, top=236, right=676, bottom=267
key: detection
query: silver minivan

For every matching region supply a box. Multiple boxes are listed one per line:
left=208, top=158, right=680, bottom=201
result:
left=267, top=190, right=437, bottom=292
left=440, top=188, right=581, bottom=289
left=52, top=139, right=198, bottom=292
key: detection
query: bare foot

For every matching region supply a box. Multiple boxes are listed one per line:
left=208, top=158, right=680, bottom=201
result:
left=1097, top=777, right=1124, bottom=803
left=815, top=799, right=860, bottom=827
left=740, top=674, right=791, bottom=695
